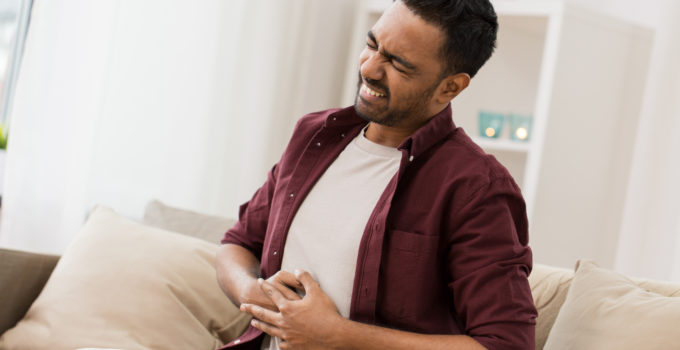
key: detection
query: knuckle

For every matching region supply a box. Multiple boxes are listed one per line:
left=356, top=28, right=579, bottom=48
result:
left=275, top=317, right=286, bottom=328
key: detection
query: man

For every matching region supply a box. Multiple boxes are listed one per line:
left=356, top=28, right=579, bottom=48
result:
left=216, top=0, right=537, bottom=349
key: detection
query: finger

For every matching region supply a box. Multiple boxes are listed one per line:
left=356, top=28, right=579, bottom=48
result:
left=273, top=271, right=304, bottom=299
left=259, top=278, right=290, bottom=309
left=272, top=281, right=301, bottom=301
left=250, top=318, right=285, bottom=339
left=240, top=303, right=280, bottom=326
left=294, top=269, right=321, bottom=295
left=270, top=272, right=302, bottom=301
left=275, top=270, right=304, bottom=289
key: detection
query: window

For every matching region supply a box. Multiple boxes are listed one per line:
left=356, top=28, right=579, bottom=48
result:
left=0, top=0, right=32, bottom=128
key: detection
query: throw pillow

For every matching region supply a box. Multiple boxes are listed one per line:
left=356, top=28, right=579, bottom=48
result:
left=143, top=199, right=236, bottom=244
left=0, top=206, right=250, bottom=350
left=544, top=260, right=680, bottom=349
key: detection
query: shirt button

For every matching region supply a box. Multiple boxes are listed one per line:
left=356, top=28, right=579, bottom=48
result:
left=333, top=117, right=337, bottom=121
left=341, top=133, right=345, bottom=138
left=234, top=339, right=241, bottom=344
left=273, top=250, right=278, bottom=256
left=289, top=193, right=294, bottom=199
left=409, top=155, right=414, bottom=162
left=316, top=142, right=321, bottom=147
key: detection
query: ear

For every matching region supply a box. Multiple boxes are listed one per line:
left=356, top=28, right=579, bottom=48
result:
left=435, top=73, right=470, bottom=104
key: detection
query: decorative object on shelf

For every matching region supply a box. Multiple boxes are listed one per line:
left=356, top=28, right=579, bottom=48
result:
left=478, top=111, right=505, bottom=139
left=509, top=114, right=533, bottom=142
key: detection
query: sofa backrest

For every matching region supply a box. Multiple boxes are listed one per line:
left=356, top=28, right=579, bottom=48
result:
left=0, top=248, right=60, bottom=335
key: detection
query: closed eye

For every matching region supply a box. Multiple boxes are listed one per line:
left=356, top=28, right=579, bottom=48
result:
left=366, top=30, right=416, bottom=75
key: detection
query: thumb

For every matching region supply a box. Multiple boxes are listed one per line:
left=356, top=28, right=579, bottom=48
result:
left=294, top=269, right=320, bottom=295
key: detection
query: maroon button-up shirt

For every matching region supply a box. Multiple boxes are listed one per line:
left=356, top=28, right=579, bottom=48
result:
left=220, top=105, right=537, bottom=350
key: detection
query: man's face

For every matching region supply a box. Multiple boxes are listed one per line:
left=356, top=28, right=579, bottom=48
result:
left=354, top=1, right=447, bottom=128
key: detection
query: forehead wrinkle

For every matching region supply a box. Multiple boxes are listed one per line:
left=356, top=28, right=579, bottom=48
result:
left=369, top=29, right=416, bottom=71
left=371, top=3, right=444, bottom=74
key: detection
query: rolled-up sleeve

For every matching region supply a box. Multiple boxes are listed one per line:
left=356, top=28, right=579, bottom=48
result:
left=447, top=177, right=537, bottom=350
left=220, top=163, right=279, bottom=260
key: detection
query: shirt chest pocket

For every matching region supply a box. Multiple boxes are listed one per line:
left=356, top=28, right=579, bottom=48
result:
left=378, top=229, right=442, bottom=323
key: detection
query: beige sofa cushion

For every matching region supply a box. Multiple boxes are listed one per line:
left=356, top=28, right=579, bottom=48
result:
left=544, top=260, right=680, bottom=349
left=529, top=264, right=574, bottom=350
left=143, top=199, right=235, bottom=244
left=0, top=206, right=250, bottom=350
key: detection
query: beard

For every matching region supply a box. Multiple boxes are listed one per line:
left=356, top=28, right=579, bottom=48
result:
left=353, top=72, right=439, bottom=127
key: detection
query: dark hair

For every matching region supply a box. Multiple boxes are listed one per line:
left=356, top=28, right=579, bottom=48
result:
left=399, top=0, right=498, bottom=78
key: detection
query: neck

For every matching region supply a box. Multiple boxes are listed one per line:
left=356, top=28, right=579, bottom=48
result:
left=363, top=104, right=448, bottom=147
left=364, top=122, right=421, bottom=148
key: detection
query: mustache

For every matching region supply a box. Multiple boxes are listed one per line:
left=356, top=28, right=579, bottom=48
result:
left=356, top=72, right=389, bottom=97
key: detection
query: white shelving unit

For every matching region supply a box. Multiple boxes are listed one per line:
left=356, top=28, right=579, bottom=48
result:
left=342, top=0, right=652, bottom=243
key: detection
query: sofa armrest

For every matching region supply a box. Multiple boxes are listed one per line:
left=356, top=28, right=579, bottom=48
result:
left=0, top=248, right=60, bottom=335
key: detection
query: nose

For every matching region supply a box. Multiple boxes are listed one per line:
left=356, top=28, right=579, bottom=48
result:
left=359, top=48, right=385, bottom=82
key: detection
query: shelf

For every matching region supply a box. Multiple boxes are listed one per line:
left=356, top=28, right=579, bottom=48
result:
left=472, top=137, right=531, bottom=153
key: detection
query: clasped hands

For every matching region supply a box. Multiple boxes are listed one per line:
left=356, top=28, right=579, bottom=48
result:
left=240, top=269, right=344, bottom=349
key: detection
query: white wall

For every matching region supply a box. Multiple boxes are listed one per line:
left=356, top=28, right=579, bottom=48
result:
left=563, top=0, right=680, bottom=280
left=0, top=0, right=360, bottom=254
left=530, top=7, right=652, bottom=271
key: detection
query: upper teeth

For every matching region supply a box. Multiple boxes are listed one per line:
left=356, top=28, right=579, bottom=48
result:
left=363, top=85, right=385, bottom=97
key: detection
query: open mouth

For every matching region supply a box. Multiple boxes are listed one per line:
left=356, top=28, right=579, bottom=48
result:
left=361, top=84, right=386, bottom=98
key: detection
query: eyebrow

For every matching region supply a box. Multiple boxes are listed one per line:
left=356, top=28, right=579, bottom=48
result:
left=367, top=30, right=417, bottom=71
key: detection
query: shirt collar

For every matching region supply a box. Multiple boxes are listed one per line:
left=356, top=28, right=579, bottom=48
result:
left=325, top=104, right=456, bottom=159
left=323, top=106, right=365, bottom=128
left=397, top=104, right=455, bottom=159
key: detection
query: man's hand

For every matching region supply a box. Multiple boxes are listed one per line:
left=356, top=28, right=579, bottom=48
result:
left=240, top=269, right=344, bottom=349
left=216, top=244, right=303, bottom=312
left=242, top=268, right=487, bottom=350
left=252, top=271, right=304, bottom=311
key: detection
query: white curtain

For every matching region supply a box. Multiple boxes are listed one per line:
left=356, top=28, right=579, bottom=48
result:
left=0, top=0, right=360, bottom=254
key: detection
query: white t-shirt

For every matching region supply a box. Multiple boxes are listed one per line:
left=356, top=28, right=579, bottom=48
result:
left=262, top=127, right=401, bottom=350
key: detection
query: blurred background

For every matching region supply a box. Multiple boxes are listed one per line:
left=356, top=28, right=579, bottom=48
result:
left=0, top=0, right=678, bottom=282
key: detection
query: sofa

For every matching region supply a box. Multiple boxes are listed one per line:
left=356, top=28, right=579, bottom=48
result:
left=1, top=200, right=679, bottom=349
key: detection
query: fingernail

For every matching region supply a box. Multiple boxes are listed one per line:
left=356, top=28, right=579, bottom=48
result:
left=294, top=269, right=301, bottom=275
left=257, top=278, right=264, bottom=284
